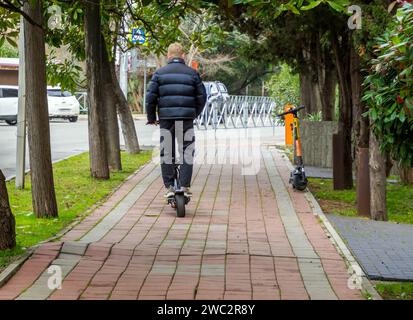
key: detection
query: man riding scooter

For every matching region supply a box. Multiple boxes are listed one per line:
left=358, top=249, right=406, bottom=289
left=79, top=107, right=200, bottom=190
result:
left=146, top=43, right=207, bottom=200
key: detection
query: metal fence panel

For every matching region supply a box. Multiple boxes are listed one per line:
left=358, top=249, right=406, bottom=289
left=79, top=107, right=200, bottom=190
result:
left=195, top=95, right=282, bottom=130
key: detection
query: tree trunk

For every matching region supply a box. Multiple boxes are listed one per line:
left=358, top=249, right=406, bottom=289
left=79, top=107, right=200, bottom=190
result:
left=300, top=31, right=335, bottom=119
left=400, top=166, right=413, bottom=185
left=332, top=31, right=353, bottom=190
left=84, top=0, right=110, bottom=179
left=101, top=35, right=121, bottom=171
left=313, top=31, right=336, bottom=121
left=109, top=61, right=140, bottom=154
left=369, top=131, right=387, bottom=221
left=23, top=0, right=58, bottom=218
left=320, top=71, right=336, bottom=121
left=0, top=170, right=16, bottom=250
left=319, top=46, right=337, bottom=122
left=351, top=42, right=370, bottom=213
left=300, top=71, right=314, bottom=115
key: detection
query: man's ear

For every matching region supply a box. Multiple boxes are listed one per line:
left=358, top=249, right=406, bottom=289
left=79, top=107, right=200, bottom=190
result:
left=181, top=53, right=186, bottom=60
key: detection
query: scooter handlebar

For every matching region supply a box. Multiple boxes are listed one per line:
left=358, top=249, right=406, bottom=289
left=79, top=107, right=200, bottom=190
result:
left=277, top=105, right=305, bottom=117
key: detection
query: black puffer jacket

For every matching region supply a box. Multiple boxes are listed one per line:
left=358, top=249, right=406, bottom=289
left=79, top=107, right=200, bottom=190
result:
left=146, top=58, right=207, bottom=122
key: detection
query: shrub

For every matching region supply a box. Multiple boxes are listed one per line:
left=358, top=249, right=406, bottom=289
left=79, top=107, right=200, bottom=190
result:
left=363, top=3, right=413, bottom=165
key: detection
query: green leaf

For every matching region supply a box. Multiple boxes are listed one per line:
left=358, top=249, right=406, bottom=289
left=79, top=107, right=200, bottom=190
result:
left=399, top=110, right=406, bottom=123
left=371, top=108, right=378, bottom=121
left=6, top=37, right=17, bottom=48
left=327, top=0, right=346, bottom=12
left=300, top=0, right=322, bottom=11
left=286, top=3, right=300, bottom=15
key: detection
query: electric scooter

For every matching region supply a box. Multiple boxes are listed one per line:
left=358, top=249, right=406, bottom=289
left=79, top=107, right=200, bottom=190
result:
left=277, top=105, right=308, bottom=191
left=146, top=120, right=190, bottom=217
left=167, top=163, right=190, bottom=217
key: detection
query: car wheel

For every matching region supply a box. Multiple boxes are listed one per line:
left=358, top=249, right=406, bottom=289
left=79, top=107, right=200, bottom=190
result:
left=68, top=116, right=78, bottom=123
left=5, top=120, right=17, bottom=126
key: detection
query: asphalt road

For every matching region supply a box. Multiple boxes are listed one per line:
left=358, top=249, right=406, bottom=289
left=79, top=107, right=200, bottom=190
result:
left=0, top=118, right=158, bottom=180
left=0, top=118, right=284, bottom=180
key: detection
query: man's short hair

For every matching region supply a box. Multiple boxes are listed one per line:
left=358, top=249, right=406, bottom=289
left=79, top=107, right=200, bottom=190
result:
left=168, top=43, right=184, bottom=58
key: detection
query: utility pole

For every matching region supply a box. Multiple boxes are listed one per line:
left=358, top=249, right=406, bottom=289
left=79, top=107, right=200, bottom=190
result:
left=16, top=16, right=26, bottom=190
left=143, top=58, right=147, bottom=113
left=119, top=51, right=128, bottom=98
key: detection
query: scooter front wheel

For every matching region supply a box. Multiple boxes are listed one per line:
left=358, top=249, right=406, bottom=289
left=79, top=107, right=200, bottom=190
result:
left=175, top=194, right=186, bottom=217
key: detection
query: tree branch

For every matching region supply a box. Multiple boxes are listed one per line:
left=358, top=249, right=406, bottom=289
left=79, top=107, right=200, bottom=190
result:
left=236, top=69, right=276, bottom=93
left=0, top=0, right=43, bottom=29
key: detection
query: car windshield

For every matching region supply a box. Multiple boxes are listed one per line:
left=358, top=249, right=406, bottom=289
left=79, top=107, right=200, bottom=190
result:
left=1, top=88, right=18, bottom=97
left=47, top=90, right=72, bottom=97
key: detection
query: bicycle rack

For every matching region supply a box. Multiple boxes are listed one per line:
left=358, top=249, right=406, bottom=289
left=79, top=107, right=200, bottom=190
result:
left=195, top=95, right=282, bottom=130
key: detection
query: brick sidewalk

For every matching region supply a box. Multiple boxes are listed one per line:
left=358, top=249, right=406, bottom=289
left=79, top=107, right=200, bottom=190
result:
left=0, top=144, right=363, bottom=300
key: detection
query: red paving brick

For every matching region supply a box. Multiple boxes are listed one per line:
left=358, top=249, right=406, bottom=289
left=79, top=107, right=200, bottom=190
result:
left=0, top=146, right=365, bottom=300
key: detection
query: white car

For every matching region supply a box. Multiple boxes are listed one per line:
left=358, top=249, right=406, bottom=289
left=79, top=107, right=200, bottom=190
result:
left=216, top=81, right=230, bottom=101
left=46, top=87, right=80, bottom=122
left=0, top=85, right=80, bottom=125
left=0, top=86, right=19, bottom=125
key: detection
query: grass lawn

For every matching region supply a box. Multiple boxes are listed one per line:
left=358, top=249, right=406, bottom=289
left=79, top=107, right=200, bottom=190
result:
left=374, top=282, right=413, bottom=300
left=308, top=177, right=413, bottom=224
left=308, top=178, right=413, bottom=300
left=0, top=151, right=152, bottom=272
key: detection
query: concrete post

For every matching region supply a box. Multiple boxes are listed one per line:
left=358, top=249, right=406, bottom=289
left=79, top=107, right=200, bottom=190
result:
left=16, top=17, right=26, bottom=189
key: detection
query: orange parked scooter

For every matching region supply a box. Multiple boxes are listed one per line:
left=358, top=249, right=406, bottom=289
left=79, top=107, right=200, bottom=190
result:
left=277, top=105, right=308, bottom=191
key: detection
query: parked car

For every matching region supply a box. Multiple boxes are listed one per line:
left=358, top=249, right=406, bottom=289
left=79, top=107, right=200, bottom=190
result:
left=203, top=81, right=220, bottom=104
left=200, top=81, right=230, bottom=125
left=0, top=85, right=80, bottom=125
left=47, top=87, right=80, bottom=122
left=0, top=86, right=19, bottom=125
left=202, top=81, right=230, bottom=104
left=216, top=81, right=230, bottom=101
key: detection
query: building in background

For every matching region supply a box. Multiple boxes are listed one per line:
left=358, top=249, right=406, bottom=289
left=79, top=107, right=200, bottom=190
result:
left=0, top=58, right=18, bottom=86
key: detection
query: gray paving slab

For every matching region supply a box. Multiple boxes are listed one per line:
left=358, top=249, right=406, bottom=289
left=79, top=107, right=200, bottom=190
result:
left=61, top=241, right=88, bottom=255
left=17, top=253, right=81, bottom=300
left=80, top=166, right=160, bottom=243
left=328, top=214, right=413, bottom=281
left=263, top=148, right=338, bottom=300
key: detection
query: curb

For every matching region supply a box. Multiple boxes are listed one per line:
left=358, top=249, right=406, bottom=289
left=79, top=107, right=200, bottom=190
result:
left=5, top=151, right=85, bottom=182
left=278, top=146, right=382, bottom=300
left=304, top=191, right=382, bottom=300
left=5, top=145, right=155, bottom=182
left=79, top=114, right=147, bottom=120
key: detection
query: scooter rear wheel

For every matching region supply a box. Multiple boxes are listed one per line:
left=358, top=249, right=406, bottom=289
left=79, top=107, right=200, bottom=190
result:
left=175, top=194, right=186, bottom=217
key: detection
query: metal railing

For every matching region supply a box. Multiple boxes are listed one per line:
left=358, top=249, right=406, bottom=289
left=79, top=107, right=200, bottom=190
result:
left=75, top=92, right=88, bottom=114
left=75, top=93, right=282, bottom=129
left=195, top=95, right=282, bottom=130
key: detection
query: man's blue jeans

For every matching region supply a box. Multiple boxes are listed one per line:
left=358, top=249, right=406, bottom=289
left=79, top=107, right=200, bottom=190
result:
left=159, top=120, right=195, bottom=188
